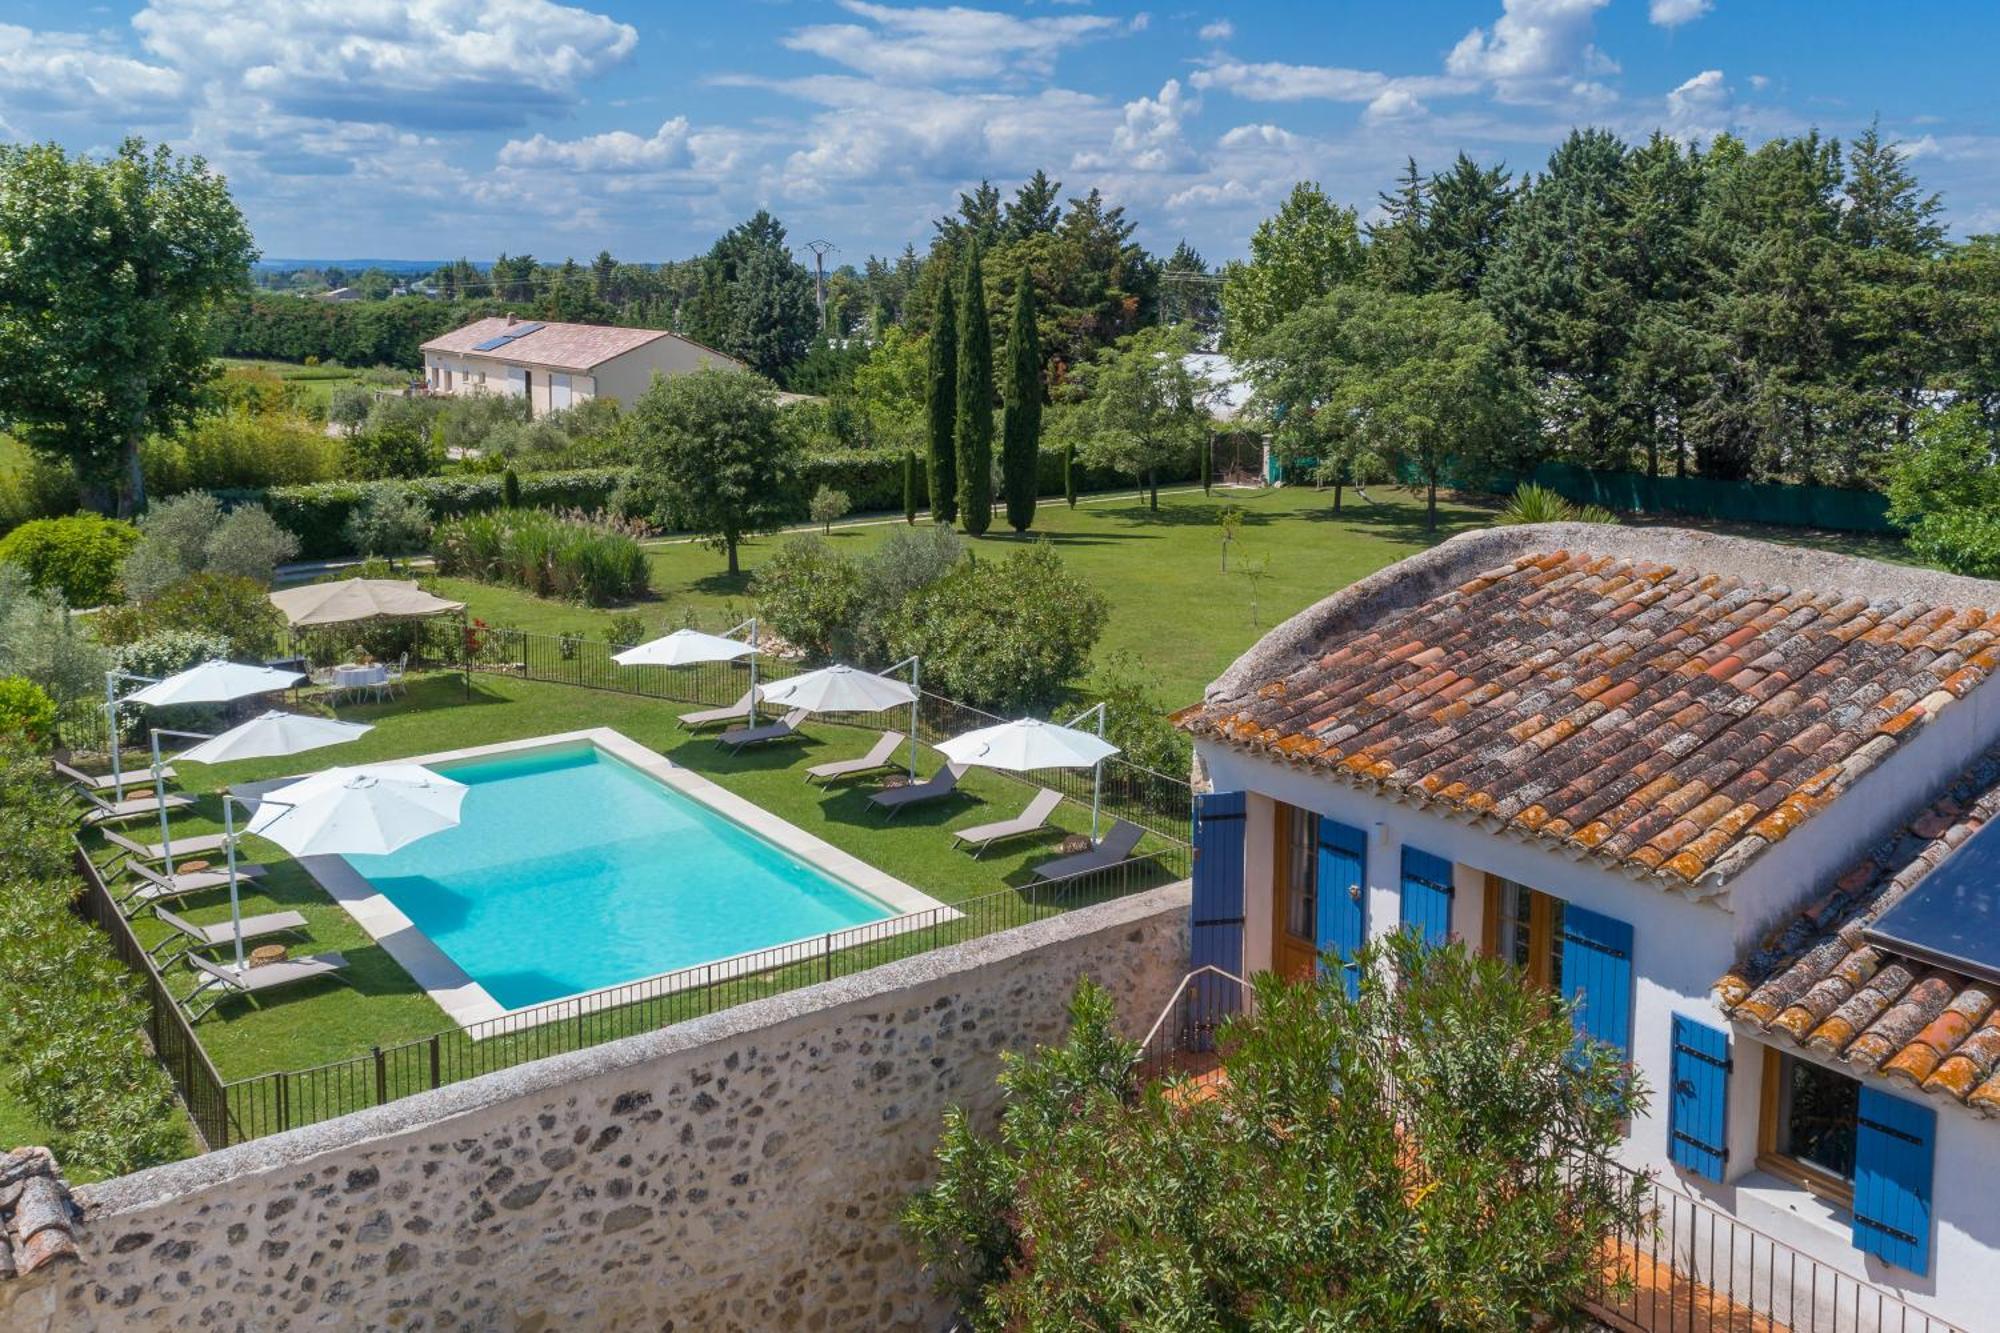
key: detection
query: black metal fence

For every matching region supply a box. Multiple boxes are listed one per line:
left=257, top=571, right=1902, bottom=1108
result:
left=72, top=840, right=233, bottom=1150
left=221, top=853, right=1176, bottom=1142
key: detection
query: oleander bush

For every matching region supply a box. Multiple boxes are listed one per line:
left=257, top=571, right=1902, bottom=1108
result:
left=434, top=507, right=650, bottom=606
left=0, top=676, right=58, bottom=747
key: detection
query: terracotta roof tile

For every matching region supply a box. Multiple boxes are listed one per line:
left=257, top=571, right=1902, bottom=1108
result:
left=0, top=1147, right=79, bottom=1282
left=1180, top=549, right=1997, bottom=891
left=1715, top=742, right=2000, bottom=1116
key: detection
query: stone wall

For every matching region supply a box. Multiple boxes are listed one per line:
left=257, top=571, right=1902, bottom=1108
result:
left=1, top=883, right=1190, bottom=1332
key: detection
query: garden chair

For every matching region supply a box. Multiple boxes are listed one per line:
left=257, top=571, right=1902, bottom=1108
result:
left=952, top=788, right=1063, bottom=857
left=77, top=786, right=194, bottom=826
left=119, top=856, right=267, bottom=908
left=1030, top=820, right=1146, bottom=881
left=148, top=906, right=308, bottom=960
left=680, top=689, right=757, bottom=731
left=102, top=826, right=231, bottom=864
left=718, top=708, right=809, bottom=751
left=183, top=952, right=351, bottom=1021
left=55, top=758, right=176, bottom=790
left=804, top=731, right=904, bottom=785
left=868, top=763, right=969, bottom=819
left=385, top=652, right=409, bottom=699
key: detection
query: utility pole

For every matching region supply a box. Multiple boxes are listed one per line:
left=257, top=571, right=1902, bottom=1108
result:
left=805, top=239, right=837, bottom=335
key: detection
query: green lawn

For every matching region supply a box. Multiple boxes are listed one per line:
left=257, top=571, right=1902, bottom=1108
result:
left=98, top=672, right=1181, bottom=1104
left=0, top=1061, right=53, bottom=1152
left=216, top=357, right=404, bottom=409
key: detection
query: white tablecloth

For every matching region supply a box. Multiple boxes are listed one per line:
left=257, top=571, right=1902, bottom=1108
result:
left=333, top=664, right=387, bottom=690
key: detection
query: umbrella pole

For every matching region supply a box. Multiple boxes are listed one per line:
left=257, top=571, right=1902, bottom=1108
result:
left=909, top=658, right=920, bottom=779
left=223, top=794, right=246, bottom=973
left=105, top=671, right=123, bottom=801
left=748, top=619, right=760, bottom=724
left=152, top=731, right=175, bottom=876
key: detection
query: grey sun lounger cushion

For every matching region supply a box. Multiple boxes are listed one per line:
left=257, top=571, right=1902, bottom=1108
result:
left=869, top=763, right=970, bottom=817
left=805, top=731, right=905, bottom=784
left=78, top=787, right=193, bottom=824
left=54, top=759, right=176, bottom=790
left=1031, top=819, right=1146, bottom=881
left=153, top=906, right=308, bottom=952
left=184, top=952, right=350, bottom=1018
left=680, top=689, right=757, bottom=730
left=122, top=857, right=267, bottom=904
left=102, top=827, right=231, bottom=863
left=719, top=707, right=808, bottom=750
left=953, top=788, right=1063, bottom=856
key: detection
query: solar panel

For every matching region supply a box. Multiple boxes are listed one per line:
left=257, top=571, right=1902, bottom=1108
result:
left=508, top=322, right=545, bottom=338
left=471, top=335, right=514, bottom=351
left=1863, top=815, right=2000, bottom=983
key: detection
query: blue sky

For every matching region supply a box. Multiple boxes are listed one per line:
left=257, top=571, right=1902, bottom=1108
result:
left=2, top=1, right=1995, bottom=265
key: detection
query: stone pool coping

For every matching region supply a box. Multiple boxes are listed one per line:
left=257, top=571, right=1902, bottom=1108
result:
left=237, top=727, right=956, bottom=1033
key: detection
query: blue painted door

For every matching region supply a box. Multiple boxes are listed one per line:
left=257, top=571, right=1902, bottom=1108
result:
left=1853, top=1086, right=1935, bottom=1275
left=1398, top=847, right=1454, bottom=947
left=1561, top=904, right=1634, bottom=1060
left=1314, top=818, right=1366, bottom=997
left=1668, top=1014, right=1730, bottom=1181
left=1192, top=791, right=1247, bottom=1015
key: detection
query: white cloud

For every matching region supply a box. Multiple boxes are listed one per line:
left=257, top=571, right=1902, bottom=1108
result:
left=1218, top=123, right=1300, bottom=150
left=133, top=0, right=638, bottom=130
left=0, top=22, right=184, bottom=113
left=780, top=0, right=1120, bottom=82
left=1446, top=0, right=1616, bottom=102
left=1104, top=78, right=1198, bottom=171
left=1648, top=0, right=1713, bottom=28
left=1198, top=18, right=1234, bottom=43
left=1664, top=68, right=1731, bottom=139
left=1364, top=88, right=1426, bottom=123
left=1748, top=73, right=1770, bottom=91
left=501, top=118, right=693, bottom=171
left=1191, top=58, right=1463, bottom=105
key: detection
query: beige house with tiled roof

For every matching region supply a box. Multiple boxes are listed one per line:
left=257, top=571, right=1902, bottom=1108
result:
left=1176, top=523, right=2000, bottom=1331
left=419, top=316, right=745, bottom=418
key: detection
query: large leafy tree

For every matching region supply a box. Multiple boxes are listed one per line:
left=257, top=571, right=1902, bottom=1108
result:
left=680, top=210, right=817, bottom=377
left=1220, top=180, right=1365, bottom=346
left=1001, top=273, right=1041, bottom=533
left=926, top=273, right=959, bottom=524
left=906, top=934, right=1649, bottom=1330
left=0, top=138, right=255, bottom=514
left=627, top=368, right=797, bottom=576
left=1060, top=324, right=1208, bottom=511
left=1254, top=285, right=1528, bottom=530
left=955, top=244, right=995, bottom=535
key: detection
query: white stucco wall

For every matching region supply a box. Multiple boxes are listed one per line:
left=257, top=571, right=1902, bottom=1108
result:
left=589, top=337, right=741, bottom=407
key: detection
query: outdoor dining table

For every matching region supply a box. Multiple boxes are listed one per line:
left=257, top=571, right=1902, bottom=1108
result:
left=331, top=663, right=389, bottom=704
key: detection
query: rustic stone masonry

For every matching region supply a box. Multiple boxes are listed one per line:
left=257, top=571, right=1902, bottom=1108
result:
left=0, top=882, right=1190, bottom=1332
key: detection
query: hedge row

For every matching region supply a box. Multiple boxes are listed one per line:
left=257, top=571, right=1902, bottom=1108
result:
left=234, top=446, right=1205, bottom=560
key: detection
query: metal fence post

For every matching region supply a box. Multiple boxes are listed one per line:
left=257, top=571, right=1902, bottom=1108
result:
left=373, top=1046, right=388, bottom=1105
left=429, top=1034, right=442, bottom=1090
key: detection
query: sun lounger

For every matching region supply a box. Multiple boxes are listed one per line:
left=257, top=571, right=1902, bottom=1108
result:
left=868, top=763, right=969, bottom=819
left=680, top=689, right=757, bottom=731
left=55, top=758, right=176, bottom=790
left=102, top=826, right=231, bottom=864
left=77, top=786, right=194, bottom=825
left=718, top=707, right=808, bottom=751
left=805, top=731, right=905, bottom=785
left=120, top=856, right=267, bottom=907
left=184, top=951, right=350, bottom=1020
left=1031, top=819, right=1146, bottom=881
left=149, top=906, right=308, bottom=959
left=953, top=788, right=1063, bottom=857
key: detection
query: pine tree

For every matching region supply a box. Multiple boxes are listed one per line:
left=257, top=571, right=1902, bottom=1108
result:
left=1001, top=274, right=1041, bottom=533
left=955, top=245, right=994, bottom=535
left=926, top=274, right=959, bottom=524
left=1366, top=158, right=1431, bottom=294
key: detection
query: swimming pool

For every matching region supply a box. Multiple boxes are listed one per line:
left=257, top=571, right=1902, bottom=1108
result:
left=320, top=732, right=946, bottom=1021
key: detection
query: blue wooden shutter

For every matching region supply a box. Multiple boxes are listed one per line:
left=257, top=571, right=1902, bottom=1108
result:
left=1561, top=903, right=1633, bottom=1060
left=1398, top=847, right=1454, bottom=947
left=1314, top=818, right=1366, bottom=998
left=1191, top=791, right=1248, bottom=1014
left=1853, top=1086, right=1935, bottom=1276
left=1668, top=1015, right=1730, bottom=1181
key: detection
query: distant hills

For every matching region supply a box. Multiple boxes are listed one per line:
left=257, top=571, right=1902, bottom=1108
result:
left=252, top=259, right=473, bottom=274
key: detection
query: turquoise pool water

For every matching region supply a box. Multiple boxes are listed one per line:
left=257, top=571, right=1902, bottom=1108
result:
left=343, top=743, right=894, bottom=1010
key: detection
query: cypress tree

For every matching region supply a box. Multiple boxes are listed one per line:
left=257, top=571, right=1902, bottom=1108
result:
left=926, top=274, right=958, bottom=524
left=954, top=245, right=994, bottom=536
left=1001, top=274, right=1041, bottom=533
left=903, top=450, right=918, bottom=524
left=501, top=467, right=521, bottom=509
left=1064, top=441, right=1078, bottom=507
left=1200, top=435, right=1212, bottom=494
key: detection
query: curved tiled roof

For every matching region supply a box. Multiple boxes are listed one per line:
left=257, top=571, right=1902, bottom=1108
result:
left=1716, top=744, right=2000, bottom=1115
left=1178, top=539, right=2000, bottom=893
left=0, top=1147, right=79, bottom=1281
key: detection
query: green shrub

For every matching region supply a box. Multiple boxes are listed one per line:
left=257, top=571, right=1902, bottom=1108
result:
left=750, top=535, right=865, bottom=663
left=433, top=508, right=650, bottom=606
left=97, top=573, right=285, bottom=659
left=1090, top=651, right=1194, bottom=777
left=883, top=542, right=1106, bottom=711
left=0, top=566, right=109, bottom=722
left=1494, top=482, right=1619, bottom=526
left=344, top=482, right=434, bottom=562
left=0, top=514, right=140, bottom=606
left=810, top=484, right=851, bottom=533
left=606, top=612, right=647, bottom=648
left=0, top=737, right=187, bottom=1175
left=140, top=411, right=346, bottom=492
left=125, top=494, right=298, bottom=599
left=0, top=676, right=58, bottom=747
left=206, top=504, right=300, bottom=583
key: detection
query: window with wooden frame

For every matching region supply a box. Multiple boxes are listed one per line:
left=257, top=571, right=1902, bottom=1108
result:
left=1758, top=1047, right=1860, bottom=1205
left=1480, top=874, right=1565, bottom=989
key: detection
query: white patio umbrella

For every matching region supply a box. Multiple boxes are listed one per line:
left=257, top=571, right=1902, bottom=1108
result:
left=245, top=764, right=466, bottom=858
left=145, top=712, right=371, bottom=970
left=936, top=706, right=1121, bottom=839
left=111, top=659, right=307, bottom=800
left=759, top=660, right=922, bottom=777
left=613, top=620, right=763, bottom=724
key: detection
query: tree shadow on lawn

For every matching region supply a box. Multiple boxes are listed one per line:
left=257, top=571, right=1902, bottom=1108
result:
left=686, top=569, right=756, bottom=599
left=1085, top=502, right=1280, bottom=529
left=1292, top=491, right=1496, bottom=545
